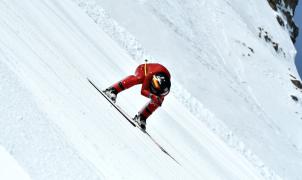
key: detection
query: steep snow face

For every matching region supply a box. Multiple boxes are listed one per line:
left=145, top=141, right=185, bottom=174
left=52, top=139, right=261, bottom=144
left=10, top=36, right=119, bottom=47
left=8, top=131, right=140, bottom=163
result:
left=0, top=146, right=31, bottom=180
left=0, top=0, right=301, bottom=180
left=0, top=0, right=266, bottom=180
left=0, top=51, right=101, bottom=180
left=74, top=0, right=302, bottom=179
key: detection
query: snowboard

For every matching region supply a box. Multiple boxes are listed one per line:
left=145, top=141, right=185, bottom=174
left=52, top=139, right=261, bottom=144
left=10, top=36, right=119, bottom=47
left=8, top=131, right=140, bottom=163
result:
left=87, top=78, right=180, bottom=165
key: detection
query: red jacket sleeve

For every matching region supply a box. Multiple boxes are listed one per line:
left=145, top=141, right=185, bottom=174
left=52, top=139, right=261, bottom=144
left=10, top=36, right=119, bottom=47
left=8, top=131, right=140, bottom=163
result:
left=141, top=75, right=151, bottom=98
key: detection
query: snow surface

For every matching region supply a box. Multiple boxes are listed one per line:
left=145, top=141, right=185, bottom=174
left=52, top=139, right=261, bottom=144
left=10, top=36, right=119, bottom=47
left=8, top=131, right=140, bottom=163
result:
left=0, top=145, right=31, bottom=180
left=0, top=0, right=301, bottom=179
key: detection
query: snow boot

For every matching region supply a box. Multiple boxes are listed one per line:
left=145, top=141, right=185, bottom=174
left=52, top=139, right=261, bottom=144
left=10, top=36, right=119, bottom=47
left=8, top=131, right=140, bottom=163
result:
left=133, top=114, right=146, bottom=130
left=103, top=87, right=118, bottom=103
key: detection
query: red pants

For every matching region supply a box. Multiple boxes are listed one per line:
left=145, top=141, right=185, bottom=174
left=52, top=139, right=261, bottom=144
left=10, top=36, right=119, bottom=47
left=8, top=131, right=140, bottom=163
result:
left=112, top=65, right=164, bottom=120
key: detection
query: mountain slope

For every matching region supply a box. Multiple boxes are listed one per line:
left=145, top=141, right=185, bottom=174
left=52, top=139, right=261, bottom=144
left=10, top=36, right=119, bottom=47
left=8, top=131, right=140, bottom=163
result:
left=0, top=0, right=267, bottom=179
left=74, top=0, right=302, bottom=179
left=0, top=0, right=301, bottom=179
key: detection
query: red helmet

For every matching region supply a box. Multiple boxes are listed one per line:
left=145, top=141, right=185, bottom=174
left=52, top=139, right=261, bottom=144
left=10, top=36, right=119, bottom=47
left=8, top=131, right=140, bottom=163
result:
left=150, top=73, right=171, bottom=96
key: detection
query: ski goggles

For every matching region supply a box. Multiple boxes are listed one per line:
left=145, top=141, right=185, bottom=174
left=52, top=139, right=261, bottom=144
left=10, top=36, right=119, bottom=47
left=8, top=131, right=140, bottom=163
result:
left=152, top=75, right=161, bottom=90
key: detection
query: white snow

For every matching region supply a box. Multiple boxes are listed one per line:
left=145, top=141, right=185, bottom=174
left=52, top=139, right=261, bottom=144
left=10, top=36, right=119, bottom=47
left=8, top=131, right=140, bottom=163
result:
left=0, top=146, right=31, bottom=180
left=0, top=0, right=301, bottom=179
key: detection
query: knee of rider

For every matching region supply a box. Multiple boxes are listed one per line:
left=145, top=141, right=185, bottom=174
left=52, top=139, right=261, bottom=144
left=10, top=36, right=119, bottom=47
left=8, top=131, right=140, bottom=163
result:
left=150, top=99, right=162, bottom=107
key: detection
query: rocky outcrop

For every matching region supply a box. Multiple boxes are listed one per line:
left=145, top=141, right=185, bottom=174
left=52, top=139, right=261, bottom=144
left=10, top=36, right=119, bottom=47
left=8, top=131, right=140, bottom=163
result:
left=290, top=74, right=302, bottom=90
left=267, top=0, right=299, bottom=43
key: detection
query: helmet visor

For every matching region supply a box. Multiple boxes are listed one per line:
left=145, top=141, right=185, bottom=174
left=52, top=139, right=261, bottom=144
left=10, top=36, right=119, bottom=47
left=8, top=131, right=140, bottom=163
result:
left=160, top=87, right=170, bottom=96
left=152, top=75, right=161, bottom=90
left=151, top=74, right=171, bottom=96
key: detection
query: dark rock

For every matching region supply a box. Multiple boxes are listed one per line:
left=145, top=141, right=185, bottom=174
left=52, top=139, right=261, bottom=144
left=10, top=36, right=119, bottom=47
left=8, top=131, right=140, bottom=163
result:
left=276, top=15, right=285, bottom=27
left=272, top=42, right=279, bottom=51
left=290, top=95, right=299, bottom=102
left=290, top=74, right=297, bottom=79
left=283, top=0, right=298, bottom=11
left=258, top=27, right=284, bottom=53
left=282, top=10, right=299, bottom=43
left=291, top=23, right=299, bottom=43
left=248, top=47, right=254, bottom=53
left=291, top=79, right=302, bottom=89
left=266, top=0, right=299, bottom=43
left=264, top=35, right=271, bottom=42
left=267, top=0, right=278, bottom=11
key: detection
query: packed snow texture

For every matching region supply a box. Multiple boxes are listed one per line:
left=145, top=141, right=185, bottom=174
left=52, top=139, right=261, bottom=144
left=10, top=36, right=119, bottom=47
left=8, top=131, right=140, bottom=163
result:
left=0, top=0, right=301, bottom=179
left=0, top=146, right=31, bottom=180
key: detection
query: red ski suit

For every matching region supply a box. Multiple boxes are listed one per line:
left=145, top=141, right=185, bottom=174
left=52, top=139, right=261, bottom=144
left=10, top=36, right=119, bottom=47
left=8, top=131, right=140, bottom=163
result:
left=112, top=63, right=171, bottom=120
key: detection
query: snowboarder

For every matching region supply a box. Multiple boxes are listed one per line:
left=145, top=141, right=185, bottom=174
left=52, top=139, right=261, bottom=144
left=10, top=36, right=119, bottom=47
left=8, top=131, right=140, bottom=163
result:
left=103, top=61, right=171, bottom=130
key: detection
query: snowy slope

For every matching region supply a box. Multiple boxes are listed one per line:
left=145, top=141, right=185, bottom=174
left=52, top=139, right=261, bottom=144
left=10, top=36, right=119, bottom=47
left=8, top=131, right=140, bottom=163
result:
left=0, top=0, right=301, bottom=180
left=73, top=0, right=302, bottom=179
left=0, top=146, right=31, bottom=180
left=0, top=0, right=266, bottom=179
